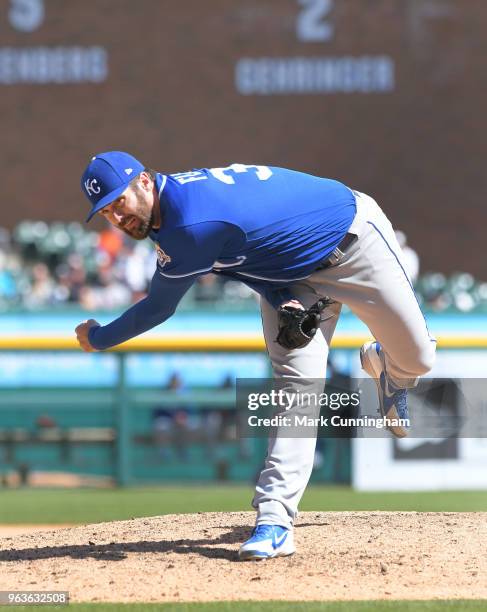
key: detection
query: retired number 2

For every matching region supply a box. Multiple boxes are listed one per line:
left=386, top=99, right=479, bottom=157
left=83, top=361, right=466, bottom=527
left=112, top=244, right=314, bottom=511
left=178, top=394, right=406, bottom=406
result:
left=296, top=0, right=334, bottom=42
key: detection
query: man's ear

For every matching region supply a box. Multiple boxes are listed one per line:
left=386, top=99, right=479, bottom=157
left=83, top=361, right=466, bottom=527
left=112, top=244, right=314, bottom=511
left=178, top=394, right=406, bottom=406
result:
left=139, top=171, right=153, bottom=192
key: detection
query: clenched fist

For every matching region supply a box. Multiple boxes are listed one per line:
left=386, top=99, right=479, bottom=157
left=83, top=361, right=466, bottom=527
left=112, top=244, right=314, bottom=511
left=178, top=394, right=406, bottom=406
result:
left=75, top=319, right=100, bottom=352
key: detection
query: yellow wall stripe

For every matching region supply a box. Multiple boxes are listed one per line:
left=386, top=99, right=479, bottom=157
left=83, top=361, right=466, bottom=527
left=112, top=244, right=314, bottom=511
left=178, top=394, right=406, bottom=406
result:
left=0, top=334, right=485, bottom=351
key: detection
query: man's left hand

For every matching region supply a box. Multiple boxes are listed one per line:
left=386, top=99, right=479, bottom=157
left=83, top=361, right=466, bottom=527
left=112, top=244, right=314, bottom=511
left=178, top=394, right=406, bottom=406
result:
left=276, top=298, right=333, bottom=350
left=75, top=319, right=100, bottom=352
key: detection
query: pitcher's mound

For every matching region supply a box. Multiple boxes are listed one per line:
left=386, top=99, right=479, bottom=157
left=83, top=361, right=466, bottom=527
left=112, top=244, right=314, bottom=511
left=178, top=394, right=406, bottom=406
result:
left=0, top=511, right=485, bottom=603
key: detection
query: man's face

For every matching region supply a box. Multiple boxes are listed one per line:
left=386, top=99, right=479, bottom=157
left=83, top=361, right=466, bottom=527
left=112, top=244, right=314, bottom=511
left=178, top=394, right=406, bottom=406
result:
left=99, top=177, right=154, bottom=240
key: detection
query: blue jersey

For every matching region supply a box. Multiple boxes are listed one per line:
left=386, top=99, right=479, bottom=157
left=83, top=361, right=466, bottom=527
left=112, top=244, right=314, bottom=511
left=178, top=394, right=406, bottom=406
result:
left=89, top=164, right=356, bottom=349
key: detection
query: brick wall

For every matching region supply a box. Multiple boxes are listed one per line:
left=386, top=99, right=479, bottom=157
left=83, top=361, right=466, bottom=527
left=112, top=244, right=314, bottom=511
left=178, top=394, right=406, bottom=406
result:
left=0, top=0, right=485, bottom=276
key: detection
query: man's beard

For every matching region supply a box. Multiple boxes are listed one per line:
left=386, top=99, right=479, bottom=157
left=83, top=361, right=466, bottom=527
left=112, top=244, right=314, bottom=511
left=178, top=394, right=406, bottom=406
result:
left=121, top=199, right=154, bottom=240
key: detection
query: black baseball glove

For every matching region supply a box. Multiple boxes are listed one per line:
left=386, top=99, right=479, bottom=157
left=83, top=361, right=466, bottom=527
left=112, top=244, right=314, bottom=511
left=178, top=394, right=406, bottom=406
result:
left=276, top=298, right=333, bottom=350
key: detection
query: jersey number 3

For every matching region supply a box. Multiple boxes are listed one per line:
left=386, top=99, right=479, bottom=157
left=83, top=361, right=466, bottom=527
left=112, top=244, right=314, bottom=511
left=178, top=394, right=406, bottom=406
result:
left=210, top=164, right=273, bottom=185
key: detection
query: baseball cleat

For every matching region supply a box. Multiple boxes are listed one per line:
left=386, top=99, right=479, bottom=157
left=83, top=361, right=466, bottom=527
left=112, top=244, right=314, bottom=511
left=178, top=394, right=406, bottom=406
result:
left=238, top=524, right=295, bottom=561
left=360, top=341, right=409, bottom=438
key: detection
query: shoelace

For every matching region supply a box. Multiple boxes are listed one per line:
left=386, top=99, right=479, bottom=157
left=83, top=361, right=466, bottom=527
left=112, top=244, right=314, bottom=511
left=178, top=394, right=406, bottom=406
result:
left=377, top=343, right=409, bottom=422
left=386, top=378, right=409, bottom=420
left=251, top=525, right=280, bottom=539
left=392, top=388, right=408, bottom=419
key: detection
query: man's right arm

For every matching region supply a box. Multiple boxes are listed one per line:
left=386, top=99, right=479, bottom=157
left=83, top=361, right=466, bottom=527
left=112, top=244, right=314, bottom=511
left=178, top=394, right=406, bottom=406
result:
left=87, top=271, right=195, bottom=350
left=84, top=221, right=240, bottom=350
left=81, top=220, right=241, bottom=351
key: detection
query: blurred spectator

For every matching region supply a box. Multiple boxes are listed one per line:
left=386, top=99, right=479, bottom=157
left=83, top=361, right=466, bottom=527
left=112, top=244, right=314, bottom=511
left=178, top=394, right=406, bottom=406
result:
left=62, top=253, right=88, bottom=302
left=395, top=230, right=420, bottom=284
left=23, top=263, right=55, bottom=309
left=3, top=219, right=262, bottom=311
left=81, top=259, right=132, bottom=310
left=1, top=219, right=486, bottom=312
left=36, top=414, right=58, bottom=429
left=0, top=250, right=19, bottom=305
left=98, top=226, right=124, bottom=264
left=117, top=241, right=155, bottom=298
left=193, top=273, right=221, bottom=302
left=0, top=227, right=10, bottom=248
left=221, top=279, right=259, bottom=303
left=152, top=373, right=196, bottom=462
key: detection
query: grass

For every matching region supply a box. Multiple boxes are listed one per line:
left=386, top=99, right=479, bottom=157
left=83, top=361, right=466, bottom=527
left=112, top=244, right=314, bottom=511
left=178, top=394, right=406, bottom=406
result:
left=0, top=485, right=485, bottom=524
left=2, top=601, right=487, bottom=611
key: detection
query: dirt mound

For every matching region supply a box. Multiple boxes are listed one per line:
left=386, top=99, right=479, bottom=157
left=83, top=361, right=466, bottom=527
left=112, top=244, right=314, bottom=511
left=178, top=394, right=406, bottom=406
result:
left=0, top=525, right=74, bottom=537
left=0, top=512, right=485, bottom=603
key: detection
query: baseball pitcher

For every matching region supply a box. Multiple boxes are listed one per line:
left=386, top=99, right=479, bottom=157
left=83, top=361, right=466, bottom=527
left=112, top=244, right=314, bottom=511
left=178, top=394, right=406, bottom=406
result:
left=76, top=152, right=436, bottom=560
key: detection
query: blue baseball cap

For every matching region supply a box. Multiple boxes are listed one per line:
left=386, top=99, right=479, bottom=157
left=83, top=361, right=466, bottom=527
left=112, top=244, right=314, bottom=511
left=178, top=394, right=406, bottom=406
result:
left=81, top=151, right=145, bottom=222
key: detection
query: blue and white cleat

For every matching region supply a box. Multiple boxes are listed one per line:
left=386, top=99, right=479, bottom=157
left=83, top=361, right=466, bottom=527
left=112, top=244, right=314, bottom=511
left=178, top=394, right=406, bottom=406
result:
left=360, top=341, right=410, bottom=438
left=238, top=525, right=295, bottom=561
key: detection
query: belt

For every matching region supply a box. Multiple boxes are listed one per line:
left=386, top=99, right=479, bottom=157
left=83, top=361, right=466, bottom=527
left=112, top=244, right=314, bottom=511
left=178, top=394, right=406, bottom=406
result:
left=315, top=233, right=357, bottom=271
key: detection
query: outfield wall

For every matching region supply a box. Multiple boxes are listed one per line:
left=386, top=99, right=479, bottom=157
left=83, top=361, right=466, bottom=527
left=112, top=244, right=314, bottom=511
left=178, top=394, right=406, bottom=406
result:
left=0, top=310, right=486, bottom=488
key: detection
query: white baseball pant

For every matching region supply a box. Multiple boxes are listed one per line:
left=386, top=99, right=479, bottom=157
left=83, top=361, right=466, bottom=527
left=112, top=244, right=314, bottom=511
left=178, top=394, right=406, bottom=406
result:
left=253, top=191, right=437, bottom=528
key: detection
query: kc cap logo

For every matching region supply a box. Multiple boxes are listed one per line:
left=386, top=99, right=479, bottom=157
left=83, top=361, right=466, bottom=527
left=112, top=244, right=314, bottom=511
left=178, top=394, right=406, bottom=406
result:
left=81, top=151, right=145, bottom=222
left=84, top=178, right=101, bottom=196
